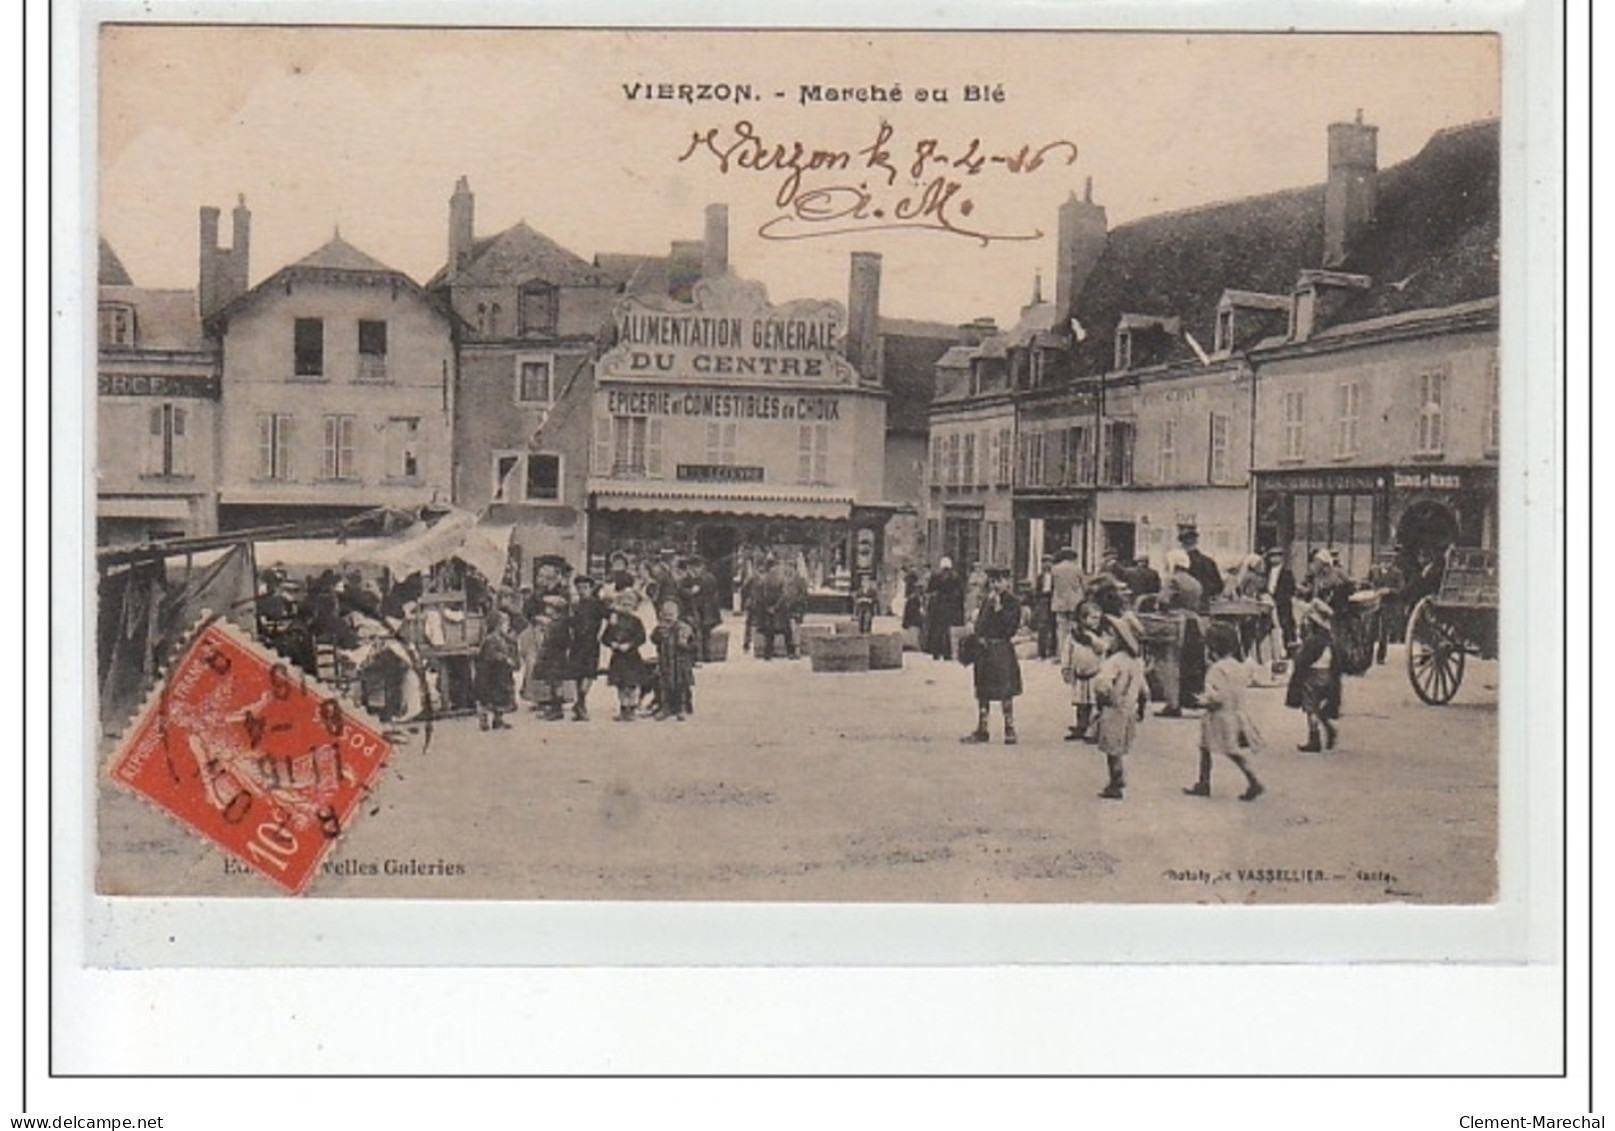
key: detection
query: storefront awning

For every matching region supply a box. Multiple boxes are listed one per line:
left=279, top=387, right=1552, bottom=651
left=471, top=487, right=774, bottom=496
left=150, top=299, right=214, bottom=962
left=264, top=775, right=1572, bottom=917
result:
left=590, top=480, right=853, bottom=521
left=99, top=496, right=192, bottom=521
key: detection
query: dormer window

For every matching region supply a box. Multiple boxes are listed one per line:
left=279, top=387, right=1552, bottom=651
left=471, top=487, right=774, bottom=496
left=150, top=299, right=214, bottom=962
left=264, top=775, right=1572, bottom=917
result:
left=99, top=303, right=135, bottom=347
left=1113, top=329, right=1133, bottom=372
left=519, top=281, right=559, bottom=336
left=1215, top=308, right=1235, bottom=354
left=1289, top=287, right=1316, bottom=342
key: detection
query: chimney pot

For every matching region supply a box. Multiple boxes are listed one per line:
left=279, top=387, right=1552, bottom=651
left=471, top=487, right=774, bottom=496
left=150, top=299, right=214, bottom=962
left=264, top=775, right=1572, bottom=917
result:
left=847, top=252, right=883, bottom=385
left=1324, top=114, right=1379, bottom=267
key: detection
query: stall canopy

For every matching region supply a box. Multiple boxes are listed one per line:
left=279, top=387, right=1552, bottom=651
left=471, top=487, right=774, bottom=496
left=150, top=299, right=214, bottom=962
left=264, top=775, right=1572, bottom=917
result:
left=371, top=508, right=513, bottom=582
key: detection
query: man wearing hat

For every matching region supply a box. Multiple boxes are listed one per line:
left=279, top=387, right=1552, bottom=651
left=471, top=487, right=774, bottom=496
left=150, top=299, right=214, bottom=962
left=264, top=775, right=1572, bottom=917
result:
left=1285, top=599, right=1343, bottom=752
left=1178, top=528, right=1223, bottom=613
left=961, top=566, right=1024, bottom=745
left=1262, top=547, right=1299, bottom=653
left=566, top=574, right=607, bottom=721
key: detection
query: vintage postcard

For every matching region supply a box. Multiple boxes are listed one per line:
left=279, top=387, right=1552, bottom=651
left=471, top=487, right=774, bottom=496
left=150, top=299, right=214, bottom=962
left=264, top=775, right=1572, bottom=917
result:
left=75, top=17, right=1551, bottom=966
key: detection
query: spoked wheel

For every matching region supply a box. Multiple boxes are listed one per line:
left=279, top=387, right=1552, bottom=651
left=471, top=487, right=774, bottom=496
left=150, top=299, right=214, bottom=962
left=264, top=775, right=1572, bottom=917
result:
left=1405, top=596, right=1466, bottom=705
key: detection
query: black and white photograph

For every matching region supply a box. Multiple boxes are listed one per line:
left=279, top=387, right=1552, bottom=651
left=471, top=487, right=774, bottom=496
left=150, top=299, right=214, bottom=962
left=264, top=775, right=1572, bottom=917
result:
left=86, top=24, right=1511, bottom=906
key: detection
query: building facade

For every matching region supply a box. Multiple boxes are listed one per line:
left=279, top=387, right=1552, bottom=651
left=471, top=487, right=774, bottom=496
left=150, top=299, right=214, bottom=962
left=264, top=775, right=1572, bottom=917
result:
left=586, top=270, right=891, bottom=603
left=209, top=232, right=456, bottom=531
left=96, top=240, right=221, bottom=545
left=927, top=331, right=1016, bottom=572
left=428, top=178, right=618, bottom=578
left=1251, top=298, right=1499, bottom=576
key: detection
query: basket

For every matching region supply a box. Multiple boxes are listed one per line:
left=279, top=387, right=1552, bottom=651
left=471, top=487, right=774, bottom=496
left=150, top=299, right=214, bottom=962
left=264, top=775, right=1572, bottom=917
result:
left=867, top=632, right=904, bottom=670
left=808, top=634, right=870, bottom=673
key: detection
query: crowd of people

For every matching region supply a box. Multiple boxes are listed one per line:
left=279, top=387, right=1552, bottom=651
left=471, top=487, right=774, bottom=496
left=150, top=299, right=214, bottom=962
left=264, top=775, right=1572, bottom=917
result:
left=902, top=526, right=1434, bottom=802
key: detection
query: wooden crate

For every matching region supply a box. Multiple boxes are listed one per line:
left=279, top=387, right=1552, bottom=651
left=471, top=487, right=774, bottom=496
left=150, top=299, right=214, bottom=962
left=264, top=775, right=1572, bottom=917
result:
left=808, top=634, right=870, bottom=673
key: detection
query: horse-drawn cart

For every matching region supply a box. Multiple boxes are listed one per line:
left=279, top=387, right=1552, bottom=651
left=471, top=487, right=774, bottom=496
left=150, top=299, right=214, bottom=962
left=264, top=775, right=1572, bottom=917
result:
left=1404, top=547, right=1498, bottom=705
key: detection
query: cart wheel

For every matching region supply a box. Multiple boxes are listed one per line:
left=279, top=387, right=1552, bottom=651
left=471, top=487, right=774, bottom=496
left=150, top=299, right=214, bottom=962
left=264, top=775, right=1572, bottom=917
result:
left=1405, top=597, right=1465, bottom=705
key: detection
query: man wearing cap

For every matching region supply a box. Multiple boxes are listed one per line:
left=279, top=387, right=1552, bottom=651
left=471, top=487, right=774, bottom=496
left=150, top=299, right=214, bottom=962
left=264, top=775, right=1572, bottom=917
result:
left=1178, top=528, right=1223, bottom=614
left=961, top=566, right=1024, bottom=745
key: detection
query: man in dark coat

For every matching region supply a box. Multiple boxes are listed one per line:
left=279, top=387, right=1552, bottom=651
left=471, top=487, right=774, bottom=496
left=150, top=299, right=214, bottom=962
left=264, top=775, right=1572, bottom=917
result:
left=754, top=558, right=791, bottom=661
left=960, top=567, right=1023, bottom=745
left=567, top=575, right=607, bottom=720
left=1179, top=528, right=1223, bottom=613
left=924, top=557, right=966, bottom=660
left=683, top=556, right=724, bottom=662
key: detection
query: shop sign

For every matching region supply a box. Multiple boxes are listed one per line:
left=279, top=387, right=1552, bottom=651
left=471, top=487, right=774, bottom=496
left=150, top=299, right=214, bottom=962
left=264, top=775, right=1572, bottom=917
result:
left=600, top=275, right=858, bottom=384
left=99, top=372, right=218, bottom=399
left=676, top=464, right=765, bottom=483
left=1393, top=470, right=1466, bottom=492
left=606, top=387, right=843, bottom=422
left=1259, top=470, right=1385, bottom=493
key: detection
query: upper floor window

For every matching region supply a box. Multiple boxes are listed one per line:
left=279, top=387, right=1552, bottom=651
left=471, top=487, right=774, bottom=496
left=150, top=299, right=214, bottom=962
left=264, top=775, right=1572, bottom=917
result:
left=1113, top=329, right=1133, bottom=372
left=946, top=432, right=961, bottom=486
left=1103, top=421, right=1135, bottom=486
left=961, top=432, right=977, bottom=487
left=930, top=435, right=943, bottom=485
left=1157, top=419, right=1177, bottom=482
left=1416, top=370, right=1446, bottom=456
left=257, top=413, right=292, bottom=480
left=997, top=427, right=1013, bottom=485
left=385, top=416, right=420, bottom=480
left=526, top=453, right=562, bottom=502
left=599, top=415, right=663, bottom=478
left=1334, top=381, right=1361, bottom=458
left=519, top=282, right=559, bottom=336
left=1214, top=308, right=1235, bottom=354
left=797, top=424, right=830, bottom=486
left=705, top=422, right=737, bottom=466
left=517, top=356, right=555, bottom=405
left=294, top=318, right=324, bottom=378
left=144, top=404, right=191, bottom=478
left=99, top=303, right=135, bottom=347
left=320, top=413, right=358, bottom=480
left=356, top=320, right=388, bottom=383
left=1282, top=390, right=1305, bottom=460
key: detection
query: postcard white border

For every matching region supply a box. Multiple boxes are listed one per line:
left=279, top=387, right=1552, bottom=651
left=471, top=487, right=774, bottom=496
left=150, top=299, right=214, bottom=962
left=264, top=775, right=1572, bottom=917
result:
left=42, top=0, right=1577, bottom=1083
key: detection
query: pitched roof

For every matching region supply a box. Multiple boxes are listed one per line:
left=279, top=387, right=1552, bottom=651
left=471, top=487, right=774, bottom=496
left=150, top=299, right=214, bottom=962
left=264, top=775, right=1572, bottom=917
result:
left=1065, top=117, right=1499, bottom=378
left=98, top=286, right=209, bottom=352
left=429, top=222, right=613, bottom=290
left=291, top=234, right=399, bottom=274
left=880, top=322, right=962, bottom=434
left=99, top=238, right=133, bottom=286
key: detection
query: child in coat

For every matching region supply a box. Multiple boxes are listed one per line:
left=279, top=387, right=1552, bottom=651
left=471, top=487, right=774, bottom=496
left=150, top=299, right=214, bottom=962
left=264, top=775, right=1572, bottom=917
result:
left=1093, top=613, right=1150, bottom=799
left=1286, top=599, right=1343, bottom=752
left=649, top=600, right=696, bottom=721
left=600, top=589, right=650, bottom=721
left=1062, top=600, right=1106, bottom=742
left=474, top=610, right=519, bottom=731
left=1185, top=621, right=1265, bottom=801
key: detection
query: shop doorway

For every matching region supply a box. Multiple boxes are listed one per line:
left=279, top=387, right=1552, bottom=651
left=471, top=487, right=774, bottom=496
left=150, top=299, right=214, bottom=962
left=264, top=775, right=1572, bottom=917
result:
left=1101, top=521, right=1136, bottom=564
left=1396, top=501, right=1459, bottom=562
left=697, top=524, right=739, bottom=609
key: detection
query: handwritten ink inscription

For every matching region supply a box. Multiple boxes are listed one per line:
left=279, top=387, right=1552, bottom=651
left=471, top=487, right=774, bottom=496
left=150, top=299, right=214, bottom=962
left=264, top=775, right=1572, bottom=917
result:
left=675, top=119, right=1077, bottom=245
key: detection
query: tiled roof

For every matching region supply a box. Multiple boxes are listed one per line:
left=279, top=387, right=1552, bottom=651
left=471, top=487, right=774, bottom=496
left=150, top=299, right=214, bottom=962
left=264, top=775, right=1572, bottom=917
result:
left=99, top=238, right=133, bottom=286
left=881, top=322, right=961, bottom=434
left=290, top=234, right=399, bottom=274
left=1066, top=117, right=1499, bottom=378
left=98, top=286, right=209, bottom=352
left=446, top=222, right=614, bottom=289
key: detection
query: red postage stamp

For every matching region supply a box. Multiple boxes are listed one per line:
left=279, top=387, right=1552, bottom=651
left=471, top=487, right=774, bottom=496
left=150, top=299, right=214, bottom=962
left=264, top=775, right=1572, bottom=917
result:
left=108, top=620, right=393, bottom=894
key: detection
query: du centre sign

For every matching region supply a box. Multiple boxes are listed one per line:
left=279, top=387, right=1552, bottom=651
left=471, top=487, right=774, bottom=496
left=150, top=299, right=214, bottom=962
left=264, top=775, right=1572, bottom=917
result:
left=599, top=275, right=861, bottom=392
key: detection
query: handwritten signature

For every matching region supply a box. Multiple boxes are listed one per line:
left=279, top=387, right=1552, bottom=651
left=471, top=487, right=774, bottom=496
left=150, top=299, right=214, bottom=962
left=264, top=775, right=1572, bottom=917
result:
left=675, top=119, right=1078, bottom=246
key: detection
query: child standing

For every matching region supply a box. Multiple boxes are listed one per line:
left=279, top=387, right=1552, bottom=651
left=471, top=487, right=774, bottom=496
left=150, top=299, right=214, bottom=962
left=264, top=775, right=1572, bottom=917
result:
left=601, top=589, right=649, bottom=721
left=959, top=567, right=1023, bottom=746
left=567, top=575, right=607, bottom=721
left=1093, top=613, right=1149, bottom=799
left=474, top=609, right=519, bottom=731
left=1062, top=600, right=1106, bottom=742
left=530, top=594, right=574, bottom=720
left=1185, top=621, right=1265, bottom=801
left=650, top=600, right=696, bottom=721
left=1285, top=599, right=1342, bottom=752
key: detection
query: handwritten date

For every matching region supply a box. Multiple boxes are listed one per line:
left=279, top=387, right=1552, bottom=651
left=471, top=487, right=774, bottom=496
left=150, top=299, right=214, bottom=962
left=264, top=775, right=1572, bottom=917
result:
left=675, top=119, right=1078, bottom=245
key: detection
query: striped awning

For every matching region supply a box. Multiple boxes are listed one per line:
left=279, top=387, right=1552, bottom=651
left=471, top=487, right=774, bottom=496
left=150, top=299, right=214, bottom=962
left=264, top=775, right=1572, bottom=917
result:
left=590, top=480, right=853, bottom=521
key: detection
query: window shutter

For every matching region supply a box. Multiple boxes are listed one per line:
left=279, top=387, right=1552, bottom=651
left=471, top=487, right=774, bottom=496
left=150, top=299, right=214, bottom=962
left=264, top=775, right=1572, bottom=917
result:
left=595, top=415, right=612, bottom=476
left=278, top=416, right=292, bottom=480
left=813, top=425, right=829, bottom=483
left=797, top=424, right=814, bottom=484
left=321, top=416, right=336, bottom=480
left=172, top=407, right=190, bottom=476
left=145, top=406, right=163, bottom=476
left=646, top=417, right=664, bottom=477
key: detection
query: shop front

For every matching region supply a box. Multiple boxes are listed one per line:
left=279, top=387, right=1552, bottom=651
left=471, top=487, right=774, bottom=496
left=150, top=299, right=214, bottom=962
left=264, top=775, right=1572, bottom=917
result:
left=1253, top=465, right=1496, bottom=579
left=1013, top=493, right=1093, bottom=578
left=587, top=276, right=892, bottom=611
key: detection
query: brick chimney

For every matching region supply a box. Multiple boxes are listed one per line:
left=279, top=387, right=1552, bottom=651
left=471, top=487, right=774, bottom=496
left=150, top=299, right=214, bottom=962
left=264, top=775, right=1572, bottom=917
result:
left=667, top=239, right=704, bottom=302
left=703, top=203, right=729, bottom=278
left=958, top=317, right=999, bottom=347
left=1324, top=111, right=1378, bottom=268
left=847, top=251, right=883, bottom=385
left=1054, top=177, right=1107, bottom=326
left=448, top=176, right=474, bottom=280
left=198, top=197, right=250, bottom=318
